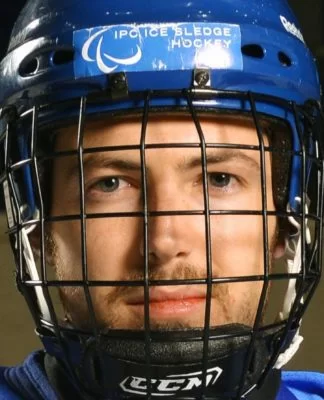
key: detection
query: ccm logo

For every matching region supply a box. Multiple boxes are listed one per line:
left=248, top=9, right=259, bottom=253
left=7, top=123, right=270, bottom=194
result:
left=120, top=366, right=223, bottom=396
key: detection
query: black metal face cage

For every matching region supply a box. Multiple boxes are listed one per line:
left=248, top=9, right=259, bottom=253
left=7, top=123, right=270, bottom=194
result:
left=0, top=88, right=324, bottom=400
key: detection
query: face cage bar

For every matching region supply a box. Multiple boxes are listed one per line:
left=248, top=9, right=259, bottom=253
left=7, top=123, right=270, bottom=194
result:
left=1, top=88, right=324, bottom=399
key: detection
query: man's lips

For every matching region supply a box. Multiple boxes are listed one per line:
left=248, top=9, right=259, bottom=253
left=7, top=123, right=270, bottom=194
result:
left=126, top=287, right=207, bottom=304
left=126, top=287, right=207, bottom=318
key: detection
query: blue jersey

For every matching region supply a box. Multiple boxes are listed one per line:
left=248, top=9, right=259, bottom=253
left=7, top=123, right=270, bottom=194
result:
left=0, top=351, right=323, bottom=399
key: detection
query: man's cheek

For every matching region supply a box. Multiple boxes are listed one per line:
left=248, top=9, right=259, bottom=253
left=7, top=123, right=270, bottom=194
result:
left=211, top=235, right=264, bottom=276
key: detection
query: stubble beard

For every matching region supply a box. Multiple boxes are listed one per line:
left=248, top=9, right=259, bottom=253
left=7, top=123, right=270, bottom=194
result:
left=46, top=233, right=263, bottom=332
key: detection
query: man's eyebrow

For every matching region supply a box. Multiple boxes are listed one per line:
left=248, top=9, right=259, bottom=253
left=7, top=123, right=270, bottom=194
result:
left=177, top=150, right=260, bottom=172
left=83, top=155, right=142, bottom=172
left=66, top=149, right=260, bottom=177
left=67, top=154, right=142, bottom=177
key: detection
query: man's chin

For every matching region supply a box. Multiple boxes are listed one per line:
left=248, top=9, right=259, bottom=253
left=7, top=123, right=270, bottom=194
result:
left=63, top=315, right=252, bottom=333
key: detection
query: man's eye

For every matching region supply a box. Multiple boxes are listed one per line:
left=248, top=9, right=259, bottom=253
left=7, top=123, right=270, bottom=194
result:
left=95, top=177, right=126, bottom=193
left=208, top=173, right=232, bottom=188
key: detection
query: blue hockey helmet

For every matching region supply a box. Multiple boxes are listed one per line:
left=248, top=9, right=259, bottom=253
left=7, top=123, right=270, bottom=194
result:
left=0, top=0, right=323, bottom=398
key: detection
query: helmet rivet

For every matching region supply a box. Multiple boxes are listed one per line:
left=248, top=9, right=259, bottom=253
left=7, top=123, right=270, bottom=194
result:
left=109, top=72, right=129, bottom=99
left=194, top=69, right=210, bottom=88
left=111, top=73, right=127, bottom=89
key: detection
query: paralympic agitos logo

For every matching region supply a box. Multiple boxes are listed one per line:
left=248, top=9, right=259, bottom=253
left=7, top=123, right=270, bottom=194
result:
left=81, top=26, right=143, bottom=74
left=119, top=366, right=223, bottom=396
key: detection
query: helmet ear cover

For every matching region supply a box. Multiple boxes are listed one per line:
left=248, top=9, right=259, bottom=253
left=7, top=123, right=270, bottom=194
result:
left=261, top=118, right=291, bottom=213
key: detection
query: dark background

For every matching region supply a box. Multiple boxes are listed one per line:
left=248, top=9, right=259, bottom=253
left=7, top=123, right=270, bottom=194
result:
left=0, top=0, right=323, bottom=369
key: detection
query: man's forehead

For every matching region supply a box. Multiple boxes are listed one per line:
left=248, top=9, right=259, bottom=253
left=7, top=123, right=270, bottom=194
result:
left=54, top=112, right=270, bottom=150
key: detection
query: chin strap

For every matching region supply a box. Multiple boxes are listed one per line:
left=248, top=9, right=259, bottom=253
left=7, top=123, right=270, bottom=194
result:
left=274, top=197, right=311, bottom=369
left=39, top=324, right=285, bottom=399
left=20, top=215, right=51, bottom=321
left=3, top=179, right=51, bottom=321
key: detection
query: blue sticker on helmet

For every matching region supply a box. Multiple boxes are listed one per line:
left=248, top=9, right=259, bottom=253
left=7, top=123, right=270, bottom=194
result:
left=73, top=23, right=243, bottom=78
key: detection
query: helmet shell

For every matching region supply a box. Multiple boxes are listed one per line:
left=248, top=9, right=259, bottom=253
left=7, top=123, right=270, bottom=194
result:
left=0, top=0, right=320, bottom=108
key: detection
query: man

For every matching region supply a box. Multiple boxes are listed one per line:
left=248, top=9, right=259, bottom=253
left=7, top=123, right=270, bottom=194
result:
left=0, top=0, right=323, bottom=399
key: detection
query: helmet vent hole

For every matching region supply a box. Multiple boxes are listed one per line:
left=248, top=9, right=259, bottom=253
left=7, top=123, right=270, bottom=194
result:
left=278, top=51, right=292, bottom=67
left=241, top=44, right=264, bottom=59
left=52, top=49, right=75, bottom=65
left=19, top=58, right=39, bottom=76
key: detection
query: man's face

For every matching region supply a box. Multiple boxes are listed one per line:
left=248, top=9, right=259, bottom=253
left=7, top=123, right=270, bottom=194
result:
left=49, top=114, right=284, bottom=331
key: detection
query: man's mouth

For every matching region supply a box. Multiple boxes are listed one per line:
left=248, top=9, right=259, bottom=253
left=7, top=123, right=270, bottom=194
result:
left=126, top=287, right=207, bottom=318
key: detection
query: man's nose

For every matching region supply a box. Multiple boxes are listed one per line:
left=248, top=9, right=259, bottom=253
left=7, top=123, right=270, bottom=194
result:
left=139, top=183, right=202, bottom=265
